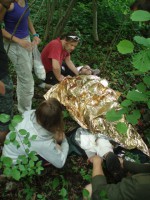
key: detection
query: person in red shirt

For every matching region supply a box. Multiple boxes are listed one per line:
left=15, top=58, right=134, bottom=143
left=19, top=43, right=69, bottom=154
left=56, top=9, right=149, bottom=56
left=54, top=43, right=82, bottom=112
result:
left=41, top=33, right=79, bottom=88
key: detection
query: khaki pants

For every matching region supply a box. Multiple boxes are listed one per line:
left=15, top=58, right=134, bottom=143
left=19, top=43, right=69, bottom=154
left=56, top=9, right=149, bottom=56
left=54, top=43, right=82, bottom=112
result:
left=4, top=36, right=34, bottom=113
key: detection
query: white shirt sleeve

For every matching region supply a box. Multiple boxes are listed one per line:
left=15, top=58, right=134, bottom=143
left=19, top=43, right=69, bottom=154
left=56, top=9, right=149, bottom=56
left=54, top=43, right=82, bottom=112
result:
left=35, top=137, right=69, bottom=168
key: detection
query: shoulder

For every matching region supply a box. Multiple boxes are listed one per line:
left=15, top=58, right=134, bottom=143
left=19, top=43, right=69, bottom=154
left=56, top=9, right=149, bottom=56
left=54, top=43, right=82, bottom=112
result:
left=7, top=3, right=15, bottom=12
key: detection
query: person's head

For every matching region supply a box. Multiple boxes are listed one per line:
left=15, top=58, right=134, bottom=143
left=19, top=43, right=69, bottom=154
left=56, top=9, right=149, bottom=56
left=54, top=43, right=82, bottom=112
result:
left=35, top=98, right=64, bottom=133
left=78, top=65, right=92, bottom=75
left=130, top=0, right=150, bottom=11
left=60, top=32, right=80, bottom=53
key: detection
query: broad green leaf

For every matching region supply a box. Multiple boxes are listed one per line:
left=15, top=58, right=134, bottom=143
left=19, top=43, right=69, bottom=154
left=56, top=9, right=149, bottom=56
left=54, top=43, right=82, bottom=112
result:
left=82, top=189, right=90, bottom=198
left=130, top=10, right=150, bottom=22
left=117, top=40, right=134, bottom=54
left=59, top=188, right=67, bottom=197
left=4, top=139, right=10, bottom=145
left=2, top=156, right=13, bottom=167
left=132, top=110, right=141, bottom=119
left=136, top=82, right=146, bottom=93
left=106, top=108, right=122, bottom=122
left=132, top=50, right=150, bottom=72
left=143, top=76, right=150, bottom=87
left=12, top=168, right=21, bottom=181
left=52, top=178, right=60, bottom=190
left=19, top=129, right=28, bottom=135
left=12, top=140, right=20, bottom=148
left=9, top=123, right=15, bottom=131
left=0, top=114, right=10, bottom=123
left=29, top=160, right=34, bottom=167
left=30, top=135, right=37, bottom=140
left=3, top=167, right=12, bottom=176
left=127, top=90, right=148, bottom=102
left=19, top=165, right=26, bottom=171
left=121, top=99, right=132, bottom=107
left=134, top=36, right=150, bottom=47
left=11, top=115, right=23, bottom=126
left=9, top=132, right=16, bottom=141
left=116, top=122, right=128, bottom=134
left=126, top=114, right=138, bottom=125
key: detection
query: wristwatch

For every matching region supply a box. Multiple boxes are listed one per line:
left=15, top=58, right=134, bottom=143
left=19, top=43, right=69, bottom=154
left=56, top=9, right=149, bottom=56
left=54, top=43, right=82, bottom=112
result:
left=33, top=33, right=39, bottom=38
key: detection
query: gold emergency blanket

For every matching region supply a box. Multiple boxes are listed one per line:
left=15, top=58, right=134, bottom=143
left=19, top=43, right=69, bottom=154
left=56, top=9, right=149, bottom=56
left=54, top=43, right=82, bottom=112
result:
left=44, top=75, right=149, bottom=156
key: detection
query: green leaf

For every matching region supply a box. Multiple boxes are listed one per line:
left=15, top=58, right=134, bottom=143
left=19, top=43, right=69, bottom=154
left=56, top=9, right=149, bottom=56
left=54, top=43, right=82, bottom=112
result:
left=9, top=132, right=16, bottom=141
left=126, top=114, right=138, bottom=125
left=11, top=115, right=23, bottom=127
left=121, top=99, right=132, bottom=107
left=2, top=156, right=13, bottom=167
left=136, top=82, right=146, bottom=93
left=12, top=168, right=21, bottom=181
left=0, top=114, right=10, bottom=123
left=143, top=76, right=150, bottom=87
left=82, top=189, right=90, bottom=198
left=132, top=50, right=150, bottom=72
left=30, top=135, right=37, bottom=140
left=8, top=123, right=15, bottom=131
left=134, top=36, right=150, bottom=47
left=4, top=139, right=10, bottom=145
left=116, top=122, right=128, bottom=134
left=131, top=10, right=150, bottom=22
left=3, top=167, right=12, bottom=176
left=52, top=178, right=60, bottom=190
left=19, top=129, right=28, bottom=135
left=117, top=40, right=134, bottom=54
left=59, top=188, right=67, bottom=197
left=106, top=108, right=122, bottom=122
left=29, top=160, right=34, bottom=168
left=127, top=90, right=148, bottom=102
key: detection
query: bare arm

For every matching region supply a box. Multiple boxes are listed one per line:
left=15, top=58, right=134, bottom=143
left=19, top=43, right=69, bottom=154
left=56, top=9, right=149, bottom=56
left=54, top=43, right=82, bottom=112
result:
left=65, top=56, right=79, bottom=75
left=52, top=59, right=65, bottom=82
left=28, top=17, right=40, bottom=45
left=89, top=155, right=104, bottom=177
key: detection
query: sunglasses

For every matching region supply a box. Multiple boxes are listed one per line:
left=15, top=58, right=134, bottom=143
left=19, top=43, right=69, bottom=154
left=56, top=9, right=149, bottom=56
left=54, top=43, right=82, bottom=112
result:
left=67, top=36, right=80, bottom=41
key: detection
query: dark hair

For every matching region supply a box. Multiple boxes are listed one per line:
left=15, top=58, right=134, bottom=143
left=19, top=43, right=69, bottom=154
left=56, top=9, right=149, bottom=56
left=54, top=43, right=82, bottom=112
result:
left=35, top=98, right=64, bottom=133
left=130, top=0, right=150, bottom=11
left=60, top=32, right=80, bottom=42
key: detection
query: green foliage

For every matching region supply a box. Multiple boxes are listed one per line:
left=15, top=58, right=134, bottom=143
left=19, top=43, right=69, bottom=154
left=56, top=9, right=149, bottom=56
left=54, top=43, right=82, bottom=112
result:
left=82, top=189, right=90, bottom=200
left=0, top=114, right=44, bottom=181
left=117, top=40, right=134, bottom=54
left=106, top=108, right=122, bottom=122
left=0, top=114, right=10, bottom=123
left=130, top=10, right=150, bottom=21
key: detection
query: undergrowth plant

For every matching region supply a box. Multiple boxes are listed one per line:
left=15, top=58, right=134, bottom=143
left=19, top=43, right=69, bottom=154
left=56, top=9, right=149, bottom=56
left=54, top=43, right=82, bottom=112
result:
left=106, top=10, right=150, bottom=144
left=0, top=114, right=44, bottom=181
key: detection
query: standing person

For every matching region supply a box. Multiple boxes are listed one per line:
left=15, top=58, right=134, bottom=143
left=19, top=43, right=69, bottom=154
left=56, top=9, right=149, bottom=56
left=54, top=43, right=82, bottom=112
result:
left=0, top=0, right=14, bottom=145
left=84, top=155, right=150, bottom=200
left=2, top=0, right=41, bottom=113
left=3, top=98, right=69, bottom=168
left=40, top=33, right=79, bottom=88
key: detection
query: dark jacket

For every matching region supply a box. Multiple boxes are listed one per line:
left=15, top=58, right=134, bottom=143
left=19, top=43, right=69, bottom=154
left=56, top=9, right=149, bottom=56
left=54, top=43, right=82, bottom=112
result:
left=0, top=26, right=9, bottom=80
left=92, top=161, right=150, bottom=200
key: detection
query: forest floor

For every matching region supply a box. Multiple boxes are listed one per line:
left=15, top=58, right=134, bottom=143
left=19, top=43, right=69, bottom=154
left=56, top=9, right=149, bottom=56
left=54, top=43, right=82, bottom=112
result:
left=0, top=74, right=150, bottom=200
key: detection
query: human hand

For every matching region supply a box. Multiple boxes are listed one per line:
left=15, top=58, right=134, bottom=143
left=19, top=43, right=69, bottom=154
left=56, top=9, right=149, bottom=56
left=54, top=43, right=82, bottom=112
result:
left=33, top=36, right=41, bottom=45
left=0, top=81, right=5, bottom=95
left=18, top=39, right=33, bottom=51
left=58, top=75, right=65, bottom=82
left=88, top=155, right=103, bottom=165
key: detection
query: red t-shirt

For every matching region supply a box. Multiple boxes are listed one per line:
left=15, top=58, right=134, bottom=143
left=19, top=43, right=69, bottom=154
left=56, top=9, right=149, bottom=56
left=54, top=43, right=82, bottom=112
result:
left=41, top=38, right=69, bottom=73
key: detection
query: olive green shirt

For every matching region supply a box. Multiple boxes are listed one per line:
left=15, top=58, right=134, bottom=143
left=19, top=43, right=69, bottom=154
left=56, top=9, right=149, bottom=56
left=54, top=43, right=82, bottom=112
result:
left=92, top=161, right=150, bottom=200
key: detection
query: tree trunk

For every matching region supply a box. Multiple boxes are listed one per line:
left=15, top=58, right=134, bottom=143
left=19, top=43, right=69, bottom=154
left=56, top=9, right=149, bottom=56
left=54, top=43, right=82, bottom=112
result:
left=53, top=0, right=77, bottom=38
left=92, top=0, right=99, bottom=41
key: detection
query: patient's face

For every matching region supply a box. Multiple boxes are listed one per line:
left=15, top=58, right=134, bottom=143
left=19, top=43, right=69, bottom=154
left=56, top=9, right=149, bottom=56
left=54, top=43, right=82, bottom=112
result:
left=80, top=65, right=92, bottom=75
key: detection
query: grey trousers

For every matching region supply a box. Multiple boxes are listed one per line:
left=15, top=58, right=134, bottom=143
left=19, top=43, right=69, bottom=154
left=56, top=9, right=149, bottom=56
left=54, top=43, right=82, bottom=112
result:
left=4, top=36, right=34, bottom=113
